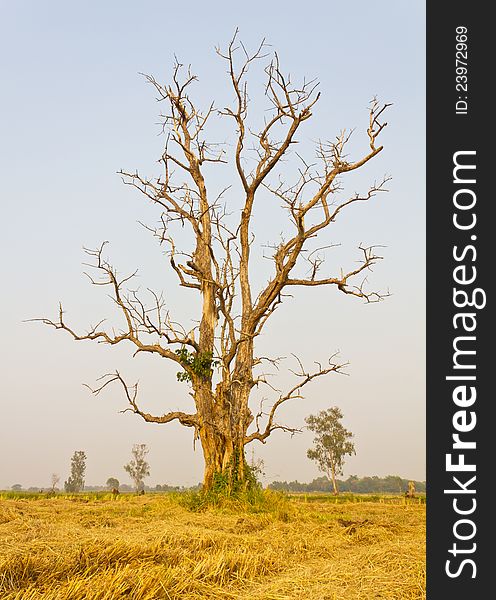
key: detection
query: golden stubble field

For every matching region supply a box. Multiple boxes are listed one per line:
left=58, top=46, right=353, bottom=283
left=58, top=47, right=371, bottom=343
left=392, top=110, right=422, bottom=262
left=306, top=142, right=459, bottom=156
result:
left=0, top=493, right=425, bottom=600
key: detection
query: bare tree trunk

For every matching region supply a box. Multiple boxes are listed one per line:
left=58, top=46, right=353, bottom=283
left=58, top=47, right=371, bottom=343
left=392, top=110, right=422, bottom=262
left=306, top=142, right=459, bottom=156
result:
left=193, top=367, right=253, bottom=491
left=198, top=397, right=250, bottom=491
left=330, top=466, right=339, bottom=496
left=200, top=427, right=247, bottom=491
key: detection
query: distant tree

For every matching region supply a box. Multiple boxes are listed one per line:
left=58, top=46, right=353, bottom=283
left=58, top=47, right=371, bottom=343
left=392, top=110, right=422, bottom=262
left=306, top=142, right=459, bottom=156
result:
left=248, top=448, right=265, bottom=484
left=306, top=407, right=355, bottom=495
left=11, top=484, right=22, bottom=491
left=268, top=481, right=287, bottom=492
left=346, top=474, right=359, bottom=492
left=307, top=476, right=332, bottom=492
left=106, top=477, right=120, bottom=491
left=64, top=450, right=87, bottom=493
left=155, top=483, right=181, bottom=492
left=385, top=475, right=404, bottom=493
left=124, top=444, right=150, bottom=492
left=50, top=473, right=60, bottom=492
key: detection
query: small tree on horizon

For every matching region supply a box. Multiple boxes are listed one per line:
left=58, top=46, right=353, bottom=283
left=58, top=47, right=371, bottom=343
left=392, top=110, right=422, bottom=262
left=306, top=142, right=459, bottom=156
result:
left=50, top=473, right=60, bottom=492
left=306, top=407, right=355, bottom=495
left=124, top=444, right=150, bottom=492
left=64, top=451, right=86, bottom=493
left=106, top=477, right=120, bottom=490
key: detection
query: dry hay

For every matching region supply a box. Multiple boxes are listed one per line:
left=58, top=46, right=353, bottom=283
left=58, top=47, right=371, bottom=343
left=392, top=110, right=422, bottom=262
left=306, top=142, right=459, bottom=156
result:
left=0, top=494, right=425, bottom=599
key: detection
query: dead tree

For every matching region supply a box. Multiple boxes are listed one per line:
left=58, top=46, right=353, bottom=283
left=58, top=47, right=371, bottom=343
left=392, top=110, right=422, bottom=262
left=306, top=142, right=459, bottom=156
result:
left=35, top=33, right=390, bottom=492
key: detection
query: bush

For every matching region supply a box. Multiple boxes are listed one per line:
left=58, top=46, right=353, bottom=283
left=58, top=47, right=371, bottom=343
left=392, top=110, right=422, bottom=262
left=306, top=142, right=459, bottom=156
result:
left=179, top=465, right=289, bottom=516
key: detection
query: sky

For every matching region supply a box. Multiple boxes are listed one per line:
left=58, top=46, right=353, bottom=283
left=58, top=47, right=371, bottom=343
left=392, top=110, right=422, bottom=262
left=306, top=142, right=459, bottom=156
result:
left=0, top=1, right=425, bottom=489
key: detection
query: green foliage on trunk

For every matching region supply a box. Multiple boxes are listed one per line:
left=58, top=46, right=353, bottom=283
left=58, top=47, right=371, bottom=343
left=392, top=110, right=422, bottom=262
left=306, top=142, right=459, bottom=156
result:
left=175, top=348, right=220, bottom=382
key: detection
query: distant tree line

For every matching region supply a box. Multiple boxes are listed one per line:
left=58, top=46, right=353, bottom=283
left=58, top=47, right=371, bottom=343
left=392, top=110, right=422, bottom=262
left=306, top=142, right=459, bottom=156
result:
left=9, top=476, right=425, bottom=495
left=268, top=475, right=426, bottom=494
left=8, top=482, right=195, bottom=493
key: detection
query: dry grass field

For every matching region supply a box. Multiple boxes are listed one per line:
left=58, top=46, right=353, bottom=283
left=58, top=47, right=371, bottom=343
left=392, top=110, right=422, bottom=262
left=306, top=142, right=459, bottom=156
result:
left=0, top=492, right=425, bottom=599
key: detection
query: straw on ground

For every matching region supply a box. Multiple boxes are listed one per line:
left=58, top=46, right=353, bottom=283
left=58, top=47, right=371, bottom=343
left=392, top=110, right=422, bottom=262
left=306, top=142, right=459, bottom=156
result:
left=0, top=493, right=425, bottom=599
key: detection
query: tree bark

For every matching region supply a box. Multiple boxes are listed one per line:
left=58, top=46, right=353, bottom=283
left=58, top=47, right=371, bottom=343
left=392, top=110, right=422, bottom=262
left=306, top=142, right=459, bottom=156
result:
left=330, top=466, right=339, bottom=496
left=198, top=399, right=250, bottom=491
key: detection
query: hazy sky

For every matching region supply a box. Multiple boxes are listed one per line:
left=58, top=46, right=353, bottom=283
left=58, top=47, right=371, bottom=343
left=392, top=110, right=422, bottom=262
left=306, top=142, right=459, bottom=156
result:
left=0, top=1, right=425, bottom=489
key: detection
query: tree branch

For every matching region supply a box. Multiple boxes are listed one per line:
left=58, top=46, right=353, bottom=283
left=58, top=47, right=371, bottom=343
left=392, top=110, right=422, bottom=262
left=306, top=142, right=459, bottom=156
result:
left=86, top=371, right=198, bottom=427
left=30, top=243, right=196, bottom=374
left=245, top=354, right=347, bottom=444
